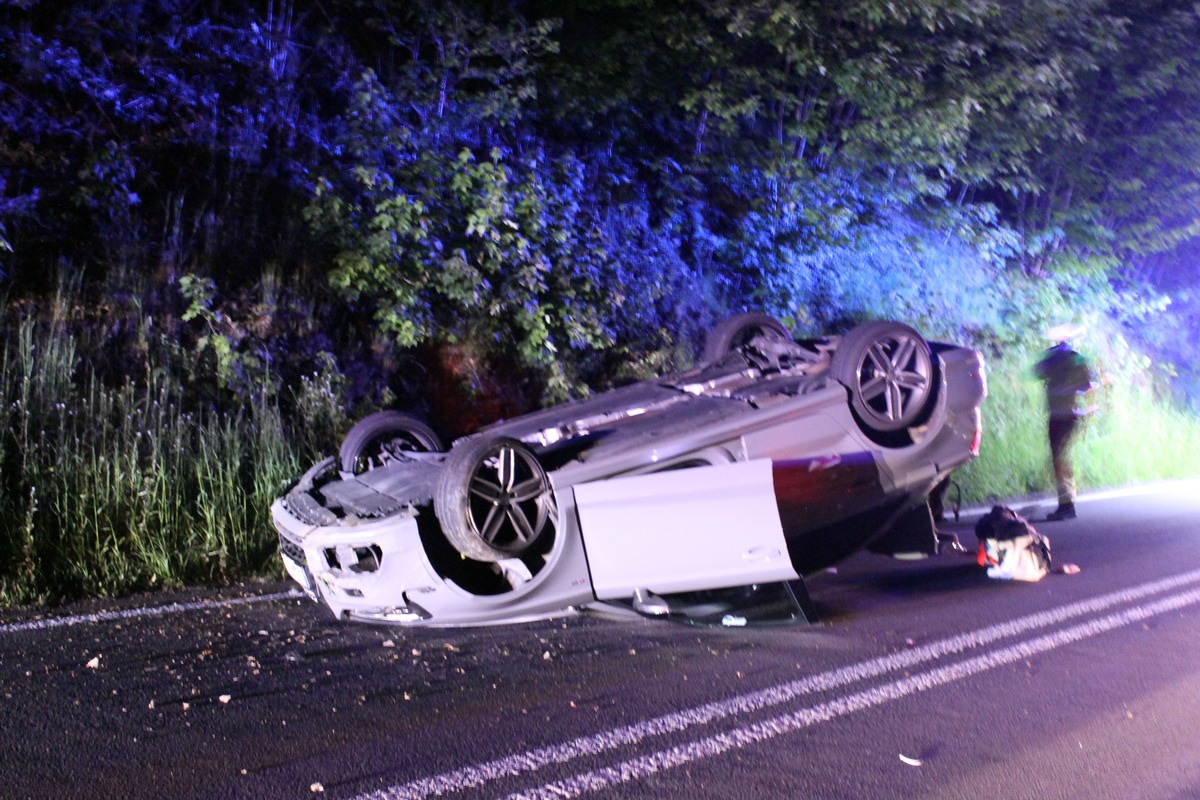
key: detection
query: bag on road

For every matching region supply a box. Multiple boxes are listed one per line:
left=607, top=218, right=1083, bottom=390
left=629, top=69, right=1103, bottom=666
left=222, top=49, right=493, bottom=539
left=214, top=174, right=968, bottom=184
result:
left=974, top=505, right=1052, bottom=582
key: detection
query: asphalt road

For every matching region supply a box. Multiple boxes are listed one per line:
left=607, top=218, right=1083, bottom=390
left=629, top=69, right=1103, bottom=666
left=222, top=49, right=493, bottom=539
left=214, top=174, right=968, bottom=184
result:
left=3, top=480, right=1199, bottom=800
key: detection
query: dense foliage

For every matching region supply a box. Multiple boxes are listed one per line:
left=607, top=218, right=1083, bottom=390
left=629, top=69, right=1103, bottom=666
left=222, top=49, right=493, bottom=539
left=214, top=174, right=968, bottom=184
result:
left=5, top=0, right=1198, bottom=398
left=2, top=0, right=1199, bottom=601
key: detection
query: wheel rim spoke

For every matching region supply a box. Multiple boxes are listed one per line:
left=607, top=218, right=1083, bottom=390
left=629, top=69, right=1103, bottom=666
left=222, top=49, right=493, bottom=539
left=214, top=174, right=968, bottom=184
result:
left=861, top=375, right=887, bottom=401
left=469, top=478, right=504, bottom=503
left=497, top=446, right=519, bottom=491
left=510, top=476, right=546, bottom=503
left=866, top=343, right=890, bottom=374
left=506, top=506, right=537, bottom=543
left=891, top=338, right=916, bottom=372
left=886, top=381, right=905, bottom=419
left=478, top=505, right=506, bottom=543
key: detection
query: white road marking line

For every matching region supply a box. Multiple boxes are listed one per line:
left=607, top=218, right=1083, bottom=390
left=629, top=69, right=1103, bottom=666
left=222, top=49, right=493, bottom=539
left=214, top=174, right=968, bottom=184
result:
left=354, top=568, right=1200, bottom=800
left=0, top=590, right=303, bottom=635
left=958, top=475, right=1200, bottom=517
left=509, top=584, right=1200, bottom=800
left=1072, top=477, right=1200, bottom=505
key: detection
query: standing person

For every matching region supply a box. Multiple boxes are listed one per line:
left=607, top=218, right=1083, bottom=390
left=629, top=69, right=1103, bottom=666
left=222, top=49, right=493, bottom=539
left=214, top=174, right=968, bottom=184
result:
left=1034, top=325, right=1094, bottom=521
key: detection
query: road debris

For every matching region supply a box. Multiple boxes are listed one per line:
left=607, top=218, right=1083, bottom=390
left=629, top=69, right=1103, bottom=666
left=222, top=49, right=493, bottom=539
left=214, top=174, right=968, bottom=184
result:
left=899, top=754, right=923, bottom=767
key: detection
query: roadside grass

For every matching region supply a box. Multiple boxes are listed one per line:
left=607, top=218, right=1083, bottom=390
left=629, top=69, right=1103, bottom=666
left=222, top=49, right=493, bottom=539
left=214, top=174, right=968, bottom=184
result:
left=1075, top=379, right=1200, bottom=487
left=0, top=311, right=344, bottom=606
left=955, top=346, right=1200, bottom=505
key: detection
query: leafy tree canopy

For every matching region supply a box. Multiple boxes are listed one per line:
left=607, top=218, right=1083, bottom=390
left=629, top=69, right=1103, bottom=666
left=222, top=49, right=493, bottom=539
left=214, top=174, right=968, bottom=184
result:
left=2, top=0, right=1198, bottom=413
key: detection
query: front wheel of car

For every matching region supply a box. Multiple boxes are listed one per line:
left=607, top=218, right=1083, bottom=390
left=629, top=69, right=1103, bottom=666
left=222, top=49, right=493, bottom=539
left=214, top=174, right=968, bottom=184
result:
left=831, top=321, right=934, bottom=433
left=339, top=411, right=443, bottom=474
left=702, top=312, right=792, bottom=363
left=434, top=436, right=556, bottom=562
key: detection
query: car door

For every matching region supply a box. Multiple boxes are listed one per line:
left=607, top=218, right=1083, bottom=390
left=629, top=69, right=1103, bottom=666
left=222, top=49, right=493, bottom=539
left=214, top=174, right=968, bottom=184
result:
left=572, top=458, right=801, bottom=599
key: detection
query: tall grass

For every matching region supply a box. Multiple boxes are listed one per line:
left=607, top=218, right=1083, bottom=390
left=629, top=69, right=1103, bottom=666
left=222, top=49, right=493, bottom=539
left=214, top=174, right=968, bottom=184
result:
left=955, top=340, right=1200, bottom=505
left=0, top=308, right=345, bottom=606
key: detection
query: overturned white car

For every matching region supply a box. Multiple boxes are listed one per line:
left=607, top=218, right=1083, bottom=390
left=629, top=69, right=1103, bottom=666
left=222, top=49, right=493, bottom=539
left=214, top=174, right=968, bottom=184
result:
left=272, top=315, right=986, bottom=627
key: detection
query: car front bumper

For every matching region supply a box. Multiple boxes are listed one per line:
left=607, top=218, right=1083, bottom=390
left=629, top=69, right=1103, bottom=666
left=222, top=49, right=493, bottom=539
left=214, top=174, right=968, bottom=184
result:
left=273, top=498, right=440, bottom=624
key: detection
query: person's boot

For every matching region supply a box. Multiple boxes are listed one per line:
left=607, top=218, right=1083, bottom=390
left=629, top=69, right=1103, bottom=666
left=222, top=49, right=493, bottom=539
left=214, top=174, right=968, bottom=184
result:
left=1046, top=503, right=1076, bottom=521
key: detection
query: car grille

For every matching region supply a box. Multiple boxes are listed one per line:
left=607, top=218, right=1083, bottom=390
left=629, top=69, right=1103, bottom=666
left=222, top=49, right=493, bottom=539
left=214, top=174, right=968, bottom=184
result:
left=281, top=490, right=339, bottom=527
left=278, top=533, right=307, bottom=567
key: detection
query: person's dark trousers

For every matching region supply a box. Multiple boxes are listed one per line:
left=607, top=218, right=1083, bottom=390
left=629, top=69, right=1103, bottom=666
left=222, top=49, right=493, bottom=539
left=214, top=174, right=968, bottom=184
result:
left=1048, top=415, right=1079, bottom=513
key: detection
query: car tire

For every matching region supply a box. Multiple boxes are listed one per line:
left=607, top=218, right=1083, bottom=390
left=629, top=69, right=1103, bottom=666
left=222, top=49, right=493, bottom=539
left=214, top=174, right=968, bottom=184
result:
left=434, top=435, right=556, bottom=562
left=702, top=312, right=792, bottom=363
left=338, top=411, right=443, bottom=474
left=831, top=321, right=934, bottom=433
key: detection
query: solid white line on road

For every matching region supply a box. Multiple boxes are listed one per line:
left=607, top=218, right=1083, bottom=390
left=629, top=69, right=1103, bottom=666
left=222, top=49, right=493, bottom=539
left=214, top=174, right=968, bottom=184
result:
left=354, top=568, right=1200, bottom=800
left=959, top=475, right=1200, bottom=517
left=1071, top=477, right=1200, bottom=505
left=0, top=590, right=303, bottom=635
left=508, top=584, right=1200, bottom=800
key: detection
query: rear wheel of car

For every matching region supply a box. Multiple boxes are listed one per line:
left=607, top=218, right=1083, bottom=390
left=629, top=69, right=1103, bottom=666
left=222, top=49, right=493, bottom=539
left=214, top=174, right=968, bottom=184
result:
left=831, top=321, right=934, bottom=433
left=339, top=411, right=443, bottom=474
left=434, top=436, right=556, bottom=562
left=702, top=312, right=792, bottom=363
